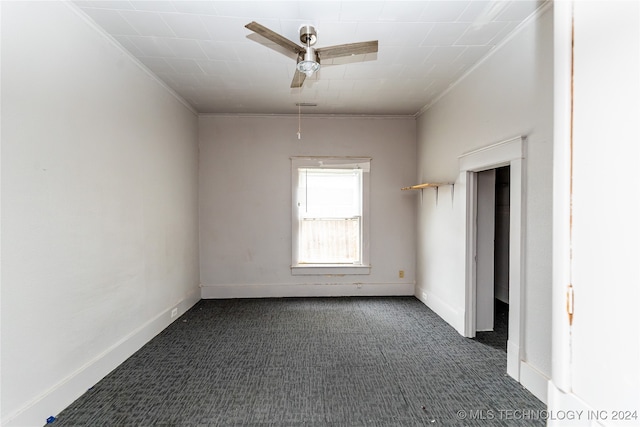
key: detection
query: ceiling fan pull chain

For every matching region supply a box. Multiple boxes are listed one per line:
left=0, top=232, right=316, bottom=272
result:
left=297, top=105, right=301, bottom=140
left=297, top=79, right=302, bottom=140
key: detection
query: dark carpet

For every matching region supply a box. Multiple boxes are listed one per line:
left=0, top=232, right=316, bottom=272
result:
left=54, top=297, right=545, bottom=426
left=473, top=299, right=509, bottom=352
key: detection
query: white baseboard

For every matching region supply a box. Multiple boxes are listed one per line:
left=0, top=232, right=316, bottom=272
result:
left=415, top=286, right=465, bottom=334
left=3, top=288, right=201, bottom=427
left=518, top=360, right=549, bottom=404
left=507, top=340, right=521, bottom=382
left=200, top=282, right=415, bottom=299
left=547, top=381, right=605, bottom=426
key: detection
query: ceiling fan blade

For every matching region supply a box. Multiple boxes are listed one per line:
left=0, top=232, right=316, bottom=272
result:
left=245, top=21, right=304, bottom=56
left=316, top=40, right=378, bottom=60
left=290, top=69, right=307, bottom=88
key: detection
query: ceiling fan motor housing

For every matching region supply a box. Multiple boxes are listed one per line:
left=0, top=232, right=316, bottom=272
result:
left=299, top=47, right=319, bottom=64
left=299, top=25, right=317, bottom=46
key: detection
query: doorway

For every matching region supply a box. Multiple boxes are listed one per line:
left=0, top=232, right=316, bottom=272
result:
left=460, top=136, right=525, bottom=382
left=474, top=166, right=510, bottom=352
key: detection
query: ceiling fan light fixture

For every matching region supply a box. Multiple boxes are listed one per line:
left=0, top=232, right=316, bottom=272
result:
left=296, top=47, right=320, bottom=77
left=297, top=60, right=320, bottom=77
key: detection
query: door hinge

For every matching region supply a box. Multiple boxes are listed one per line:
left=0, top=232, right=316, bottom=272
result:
left=566, top=284, right=574, bottom=326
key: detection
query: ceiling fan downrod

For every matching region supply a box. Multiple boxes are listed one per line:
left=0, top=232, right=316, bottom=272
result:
left=299, top=25, right=317, bottom=46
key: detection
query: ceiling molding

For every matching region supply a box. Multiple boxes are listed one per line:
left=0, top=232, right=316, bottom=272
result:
left=198, top=113, right=416, bottom=120
left=415, top=0, right=553, bottom=118
left=64, top=1, right=198, bottom=116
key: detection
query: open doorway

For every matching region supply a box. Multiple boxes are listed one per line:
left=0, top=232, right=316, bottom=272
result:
left=475, top=166, right=510, bottom=352
left=460, top=136, right=525, bottom=382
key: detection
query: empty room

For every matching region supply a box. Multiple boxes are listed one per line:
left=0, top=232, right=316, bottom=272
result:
left=2, top=1, right=638, bottom=426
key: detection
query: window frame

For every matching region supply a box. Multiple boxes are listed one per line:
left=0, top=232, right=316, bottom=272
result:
left=291, top=157, right=371, bottom=276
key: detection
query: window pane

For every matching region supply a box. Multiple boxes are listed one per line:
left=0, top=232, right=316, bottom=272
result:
left=299, top=168, right=362, bottom=218
left=298, top=218, right=360, bottom=264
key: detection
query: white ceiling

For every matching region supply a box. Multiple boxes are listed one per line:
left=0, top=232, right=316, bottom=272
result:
left=73, top=0, right=547, bottom=116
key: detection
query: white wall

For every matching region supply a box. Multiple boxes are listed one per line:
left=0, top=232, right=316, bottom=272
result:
left=1, top=2, right=200, bottom=425
left=415, top=5, right=553, bottom=401
left=199, top=115, right=416, bottom=298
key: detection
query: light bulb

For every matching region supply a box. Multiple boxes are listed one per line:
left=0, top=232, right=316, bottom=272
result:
left=296, top=60, right=320, bottom=77
left=296, top=47, right=320, bottom=78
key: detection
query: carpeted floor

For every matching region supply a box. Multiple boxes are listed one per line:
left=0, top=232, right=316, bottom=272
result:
left=54, top=297, right=544, bottom=426
left=473, top=299, right=509, bottom=352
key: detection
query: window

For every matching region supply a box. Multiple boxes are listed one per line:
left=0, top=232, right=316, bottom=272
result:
left=291, top=157, right=371, bottom=275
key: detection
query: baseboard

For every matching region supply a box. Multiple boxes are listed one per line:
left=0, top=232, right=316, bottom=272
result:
left=507, top=339, right=521, bottom=382
left=547, top=382, right=604, bottom=426
left=518, top=360, right=549, bottom=404
left=200, top=282, right=415, bottom=299
left=3, top=288, right=201, bottom=427
left=415, top=287, right=465, bottom=334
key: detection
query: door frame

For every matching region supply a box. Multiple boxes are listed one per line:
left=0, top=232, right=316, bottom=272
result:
left=460, top=136, right=526, bottom=381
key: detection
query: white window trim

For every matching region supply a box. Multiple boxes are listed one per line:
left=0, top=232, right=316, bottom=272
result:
left=291, top=157, right=371, bottom=276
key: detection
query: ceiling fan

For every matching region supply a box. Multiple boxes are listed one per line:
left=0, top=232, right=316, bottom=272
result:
left=245, top=21, right=378, bottom=88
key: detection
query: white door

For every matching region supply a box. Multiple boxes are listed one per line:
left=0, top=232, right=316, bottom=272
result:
left=549, top=2, right=640, bottom=424
left=476, top=169, right=496, bottom=332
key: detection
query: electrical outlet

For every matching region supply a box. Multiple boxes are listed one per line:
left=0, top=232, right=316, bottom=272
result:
left=171, top=308, right=178, bottom=318
left=399, top=270, right=405, bottom=279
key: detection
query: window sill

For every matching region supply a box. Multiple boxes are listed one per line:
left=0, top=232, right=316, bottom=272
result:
left=291, top=264, right=371, bottom=276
